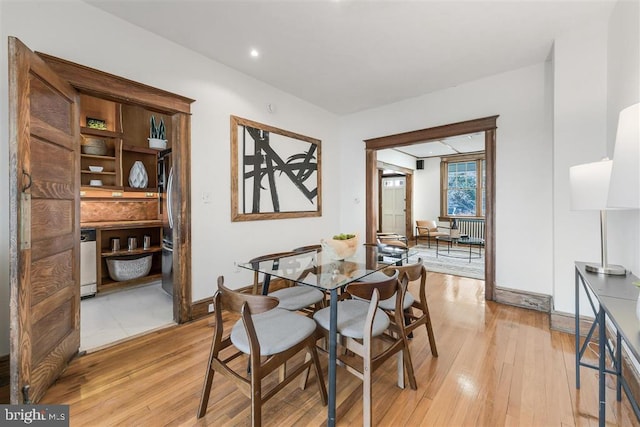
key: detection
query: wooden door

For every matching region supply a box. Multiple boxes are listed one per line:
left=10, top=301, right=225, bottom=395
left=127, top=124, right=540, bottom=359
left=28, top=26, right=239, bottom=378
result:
left=381, top=176, right=406, bottom=235
left=8, top=37, right=80, bottom=404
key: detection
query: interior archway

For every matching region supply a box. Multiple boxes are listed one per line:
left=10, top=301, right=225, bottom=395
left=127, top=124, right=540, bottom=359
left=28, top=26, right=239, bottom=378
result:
left=364, top=116, right=498, bottom=300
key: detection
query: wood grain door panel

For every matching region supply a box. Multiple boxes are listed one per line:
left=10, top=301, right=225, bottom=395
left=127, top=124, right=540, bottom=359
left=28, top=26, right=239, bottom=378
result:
left=9, top=37, right=80, bottom=404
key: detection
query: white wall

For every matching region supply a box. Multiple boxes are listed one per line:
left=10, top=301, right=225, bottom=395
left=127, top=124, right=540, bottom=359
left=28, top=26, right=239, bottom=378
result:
left=413, top=157, right=442, bottom=224
left=552, top=20, right=610, bottom=314
left=339, top=62, right=554, bottom=297
left=606, top=0, right=640, bottom=277
left=0, top=1, right=341, bottom=355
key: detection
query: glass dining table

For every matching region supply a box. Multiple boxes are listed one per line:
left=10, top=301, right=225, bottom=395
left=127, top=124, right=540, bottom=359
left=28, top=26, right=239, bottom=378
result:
left=238, top=245, right=415, bottom=427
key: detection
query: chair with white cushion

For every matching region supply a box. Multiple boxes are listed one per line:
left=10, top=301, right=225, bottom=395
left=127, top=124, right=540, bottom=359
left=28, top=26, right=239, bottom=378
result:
left=368, top=260, right=438, bottom=359
left=197, top=276, right=327, bottom=426
left=388, top=259, right=437, bottom=357
left=313, top=272, right=416, bottom=426
left=249, top=251, right=325, bottom=313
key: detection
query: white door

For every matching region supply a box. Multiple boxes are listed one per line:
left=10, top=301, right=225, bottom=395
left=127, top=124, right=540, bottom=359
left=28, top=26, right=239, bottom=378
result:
left=381, top=177, right=406, bottom=235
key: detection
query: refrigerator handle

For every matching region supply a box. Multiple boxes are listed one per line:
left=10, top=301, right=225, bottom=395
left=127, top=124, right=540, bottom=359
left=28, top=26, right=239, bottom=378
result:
left=167, top=166, right=174, bottom=229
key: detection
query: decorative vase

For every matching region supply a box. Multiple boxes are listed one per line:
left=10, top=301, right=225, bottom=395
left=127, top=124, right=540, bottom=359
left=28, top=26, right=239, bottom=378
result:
left=128, top=161, right=148, bottom=188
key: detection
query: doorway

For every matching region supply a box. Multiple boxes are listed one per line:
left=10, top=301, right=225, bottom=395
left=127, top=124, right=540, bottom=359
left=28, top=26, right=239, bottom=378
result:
left=364, top=116, right=498, bottom=300
left=381, top=176, right=406, bottom=235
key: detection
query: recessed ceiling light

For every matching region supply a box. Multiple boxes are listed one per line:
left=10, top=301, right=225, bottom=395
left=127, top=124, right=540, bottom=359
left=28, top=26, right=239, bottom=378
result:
left=250, top=49, right=259, bottom=58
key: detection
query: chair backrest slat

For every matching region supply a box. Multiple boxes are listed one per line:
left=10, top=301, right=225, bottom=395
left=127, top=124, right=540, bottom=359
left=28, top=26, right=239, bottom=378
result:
left=391, top=258, right=425, bottom=283
left=346, top=273, right=398, bottom=301
left=217, top=276, right=279, bottom=314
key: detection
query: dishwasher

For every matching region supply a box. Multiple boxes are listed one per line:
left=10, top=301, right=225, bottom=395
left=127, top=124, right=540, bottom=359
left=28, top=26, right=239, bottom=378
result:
left=80, top=228, right=97, bottom=298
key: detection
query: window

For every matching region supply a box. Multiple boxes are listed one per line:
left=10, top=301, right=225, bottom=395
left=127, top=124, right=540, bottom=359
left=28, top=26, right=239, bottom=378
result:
left=440, top=154, right=485, bottom=218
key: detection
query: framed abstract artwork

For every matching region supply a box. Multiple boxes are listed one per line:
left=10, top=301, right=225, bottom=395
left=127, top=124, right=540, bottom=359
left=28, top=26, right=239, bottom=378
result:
left=230, top=116, right=322, bottom=221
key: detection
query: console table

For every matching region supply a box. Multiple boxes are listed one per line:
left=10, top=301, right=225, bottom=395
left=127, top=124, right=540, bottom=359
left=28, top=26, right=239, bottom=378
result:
left=574, top=262, right=640, bottom=426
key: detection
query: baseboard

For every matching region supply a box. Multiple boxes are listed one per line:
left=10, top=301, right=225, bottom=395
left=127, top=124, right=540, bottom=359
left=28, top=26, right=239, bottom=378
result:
left=0, top=354, right=8, bottom=387
left=190, top=298, right=212, bottom=320
left=550, top=310, right=598, bottom=338
left=189, top=284, right=255, bottom=320
left=622, top=350, right=640, bottom=413
left=494, top=286, right=552, bottom=312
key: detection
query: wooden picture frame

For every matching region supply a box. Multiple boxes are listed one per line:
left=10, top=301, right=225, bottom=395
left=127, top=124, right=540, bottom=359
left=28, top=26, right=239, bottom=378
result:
left=231, top=116, right=322, bottom=221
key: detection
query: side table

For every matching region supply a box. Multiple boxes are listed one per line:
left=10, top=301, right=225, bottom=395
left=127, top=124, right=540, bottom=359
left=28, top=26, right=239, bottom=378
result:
left=574, top=262, right=640, bottom=426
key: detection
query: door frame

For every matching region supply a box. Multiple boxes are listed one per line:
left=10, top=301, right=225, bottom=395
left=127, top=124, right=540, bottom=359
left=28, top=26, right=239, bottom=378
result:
left=364, top=115, right=498, bottom=300
left=377, top=162, right=414, bottom=238
left=36, top=53, right=195, bottom=322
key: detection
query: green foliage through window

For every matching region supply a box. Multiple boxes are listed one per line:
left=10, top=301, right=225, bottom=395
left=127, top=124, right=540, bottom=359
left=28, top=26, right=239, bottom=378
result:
left=443, top=158, right=485, bottom=217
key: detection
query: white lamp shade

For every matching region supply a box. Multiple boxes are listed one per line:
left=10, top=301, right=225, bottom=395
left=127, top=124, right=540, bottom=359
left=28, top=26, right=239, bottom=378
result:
left=570, top=159, right=612, bottom=210
left=607, top=103, right=640, bottom=209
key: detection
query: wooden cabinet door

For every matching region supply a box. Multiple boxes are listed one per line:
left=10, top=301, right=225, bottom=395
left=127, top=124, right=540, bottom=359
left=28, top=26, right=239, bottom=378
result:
left=8, top=37, right=80, bottom=404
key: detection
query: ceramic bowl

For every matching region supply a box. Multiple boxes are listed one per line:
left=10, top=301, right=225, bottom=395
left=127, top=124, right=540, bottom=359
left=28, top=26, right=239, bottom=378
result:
left=321, top=234, right=359, bottom=260
left=88, top=166, right=104, bottom=172
left=89, top=179, right=103, bottom=187
left=81, top=138, right=107, bottom=156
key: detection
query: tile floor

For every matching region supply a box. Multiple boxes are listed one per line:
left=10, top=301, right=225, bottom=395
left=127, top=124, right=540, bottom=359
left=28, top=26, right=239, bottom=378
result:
left=80, top=281, right=175, bottom=351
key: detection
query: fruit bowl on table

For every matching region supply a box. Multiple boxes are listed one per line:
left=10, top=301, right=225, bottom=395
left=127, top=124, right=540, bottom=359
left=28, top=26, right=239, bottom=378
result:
left=321, top=233, right=358, bottom=260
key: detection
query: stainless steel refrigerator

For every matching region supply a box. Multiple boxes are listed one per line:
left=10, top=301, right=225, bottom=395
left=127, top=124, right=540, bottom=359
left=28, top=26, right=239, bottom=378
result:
left=158, top=148, right=174, bottom=295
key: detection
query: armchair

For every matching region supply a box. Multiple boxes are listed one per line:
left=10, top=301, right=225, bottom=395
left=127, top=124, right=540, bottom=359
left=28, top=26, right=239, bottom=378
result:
left=415, top=220, right=449, bottom=247
left=374, top=233, right=408, bottom=266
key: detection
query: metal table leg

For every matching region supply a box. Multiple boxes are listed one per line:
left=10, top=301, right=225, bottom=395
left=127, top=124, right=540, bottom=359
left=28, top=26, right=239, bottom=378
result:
left=575, top=270, right=581, bottom=389
left=598, top=308, right=606, bottom=427
left=327, top=289, right=338, bottom=427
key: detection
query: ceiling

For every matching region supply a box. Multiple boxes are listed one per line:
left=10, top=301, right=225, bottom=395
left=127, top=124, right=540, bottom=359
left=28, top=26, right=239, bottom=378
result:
left=86, top=0, right=616, bottom=115
left=390, top=132, right=485, bottom=159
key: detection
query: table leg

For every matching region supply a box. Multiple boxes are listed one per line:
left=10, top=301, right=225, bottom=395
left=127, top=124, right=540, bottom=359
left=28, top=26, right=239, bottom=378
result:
left=617, top=330, right=622, bottom=401
left=575, top=270, right=581, bottom=389
left=598, top=308, right=606, bottom=427
left=327, top=289, right=338, bottom=427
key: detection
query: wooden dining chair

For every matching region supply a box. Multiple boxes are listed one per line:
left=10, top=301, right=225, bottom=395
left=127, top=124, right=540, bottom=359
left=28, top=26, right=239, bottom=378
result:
left=197, top=276, right=327, bottom=426
left=312, top=272, right=417, bottom=427
left=381, top=258, right=438, bottom=357
left=292, top=244, right=323, bottom=254
left=249, top=251, right=325, bottom=313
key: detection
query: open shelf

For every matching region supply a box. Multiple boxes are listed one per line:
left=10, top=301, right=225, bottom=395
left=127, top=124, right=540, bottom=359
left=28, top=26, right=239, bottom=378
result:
left=101, top=246, right=162, bottom=258
left=98, top=272, right=162, bottom=294
left=80, top=127, right=123, bottom=139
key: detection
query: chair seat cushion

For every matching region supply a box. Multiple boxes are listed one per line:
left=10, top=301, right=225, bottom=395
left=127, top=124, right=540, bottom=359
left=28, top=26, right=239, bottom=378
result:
left=313, top=300, right=390, bottom=339
left=231, top=308, right=317, bottom=356
left=269, top=286, right=325, bottom=311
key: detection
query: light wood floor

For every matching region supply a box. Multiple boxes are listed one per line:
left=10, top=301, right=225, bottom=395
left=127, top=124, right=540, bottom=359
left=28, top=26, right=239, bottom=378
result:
left=37, top=273, right=640, bottom=426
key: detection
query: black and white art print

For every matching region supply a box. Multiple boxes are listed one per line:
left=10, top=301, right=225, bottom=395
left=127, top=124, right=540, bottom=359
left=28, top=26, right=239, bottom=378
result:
left=231, top=116, right=321, bottom=221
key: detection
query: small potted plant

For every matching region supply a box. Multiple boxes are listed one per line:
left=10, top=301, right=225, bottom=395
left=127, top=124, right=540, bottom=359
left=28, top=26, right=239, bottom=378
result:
left=148, top=115, right=167, bottom=150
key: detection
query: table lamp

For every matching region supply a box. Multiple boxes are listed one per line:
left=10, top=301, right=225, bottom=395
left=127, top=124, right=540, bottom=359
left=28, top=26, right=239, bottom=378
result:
left=570, top=158, right=626, bottom=275
left=607, top=103, right=640, bottom=209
